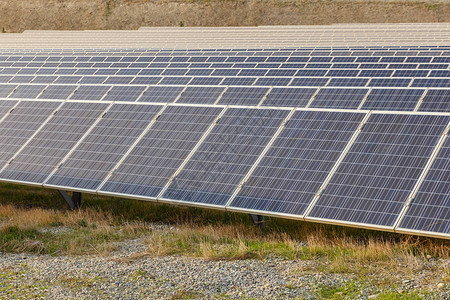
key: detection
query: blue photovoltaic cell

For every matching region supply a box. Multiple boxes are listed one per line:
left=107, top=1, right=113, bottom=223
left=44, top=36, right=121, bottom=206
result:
left=411, top=79, right=450, bottom=88
left=262, top=87, right=316, bottom=107
left=38, top=85, right=77, bottom=100
left=163, top=108, right=289, bottom=206
left=361, top=89, right=424, bottom=111
left=359, top=70, right=393, bottom=77
left=290, top=77, right=329, bottom=87
left=393, top=70, right=429, bottom=77
left=254, top=77, right=291, bottom=86
left=100, top=106, right=223, bottom=198
left=103, top=86, right=146, bottom=102
left=8, top=85, right=47, bottom=99
left=221, top=77, right=256, bottom=86
left=104, top=76, right=134, bottom=85
left=0, top=100, right=18, bottom=119
left=0, top=85, right=17, bottom=97
left=189, top=77, right=223, bottom=86
left=159, top=77, right=192, bottom=85
left=217, top=87, right=269, bottom=106
left=368, top=78, right=411, bottom=87
left=177, top=86, right=225, bottom=104
left=130, top=77, right=162, bottom=85
left=398, top=138, right=450, bottom=234
left=327, top=78, right=368, bottom=87
left=32, top=76, right=58, bottom=84
left=46, top=104, right=162, bottom=190
left=308, top=114, right=449, bottom=227
left=0, top=102, right=109, bottom=184
left=229, top=110, right=365, bottom=215
left=310, top=88, right=368, bottom=109
left=0, top=101, right=61, bottom=168
left=295, top=70, right=327, bottom=77
left=138, top=86, right=184, bottom=103
left=70, top=85, right=111, bottom=101
left=418, top=90, right=450, bottom=113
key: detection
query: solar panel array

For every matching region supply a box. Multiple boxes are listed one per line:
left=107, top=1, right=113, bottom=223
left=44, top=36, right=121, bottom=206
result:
left=0, top=24, right=449, bottom=239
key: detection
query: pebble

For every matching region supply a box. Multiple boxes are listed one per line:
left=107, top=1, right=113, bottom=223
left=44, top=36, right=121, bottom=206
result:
left=0, top=237, right=448, bottom=299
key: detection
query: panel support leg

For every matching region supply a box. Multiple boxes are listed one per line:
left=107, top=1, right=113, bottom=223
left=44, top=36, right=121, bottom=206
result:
left=249, top=214, right=265, bottom=229
left=58, top=190, right=82, bottom=210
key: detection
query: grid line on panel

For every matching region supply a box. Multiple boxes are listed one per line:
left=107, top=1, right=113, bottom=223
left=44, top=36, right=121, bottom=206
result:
left=45, top=103, right=163, bottom=191
left=307, top=113, right=450, bottom=228
left=99, top=105, right=224, bottom=199
left=0, top=102, right=110, bottom=184
left=396, top=125, right=450, bottom=235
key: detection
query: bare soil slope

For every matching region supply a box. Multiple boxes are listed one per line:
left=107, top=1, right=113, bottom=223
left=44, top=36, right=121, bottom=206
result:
left=0, top=0, right=449, bottom=33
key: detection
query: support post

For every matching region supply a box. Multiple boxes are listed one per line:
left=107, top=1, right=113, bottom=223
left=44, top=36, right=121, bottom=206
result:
left=58, top=190, right=82, bottom=210
left=249, top=214, right=265, bottom=229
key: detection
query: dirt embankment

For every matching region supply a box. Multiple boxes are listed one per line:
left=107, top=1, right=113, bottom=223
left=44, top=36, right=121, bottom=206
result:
left=0, top=0, right=449, bottom=33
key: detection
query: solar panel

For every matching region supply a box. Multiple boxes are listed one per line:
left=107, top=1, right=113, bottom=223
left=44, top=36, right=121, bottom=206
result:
left=217, top=87, right=269, bottom=106
left=254, top=77, right=292, bottom=86
left=0, top=100, right=18, bottom=119
left=229, top=110, right=365, bottom=216
left=100, top=105, right=223, bottom=198
left=0, top=85, right=17, bottom=97
left=310, top=88, right=368, bottom=109
left=103, top=86, right=146, bottom=102
left=0, top=101, right=61, bottom=168
left=38, top=85, right=77, bottom=100
left=418, top=90, right=450, bottom=112
left=290, top=77, right=329, bottom=87
left=45, top=104, right=162, bottom=190
left=0, top=102, right=109, bottom=184
left=327, top=78, right=368, bottom=87
left=262, top=88, right=316, bottom=107
left=361, top=89, right=424, bottom=111
left=70, top=85, right=111, bottom=101
left=176, top=86, right=225, bottom=104
left=368, top=78, right=411, bottom=87
left=32, top=76, right=58, bottom=84
left=8, top=84, right=47, bottom=99
left=398, top=137, right=450, bottom=235
left=308, top=113, right=449, bottom=228
left=138, top=86, right=184, bottom=103
left=162, top=108, right=289, bottom=206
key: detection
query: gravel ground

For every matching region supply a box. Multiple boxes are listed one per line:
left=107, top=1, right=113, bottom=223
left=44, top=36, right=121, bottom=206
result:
left=0, top=237, right=449, bottom=299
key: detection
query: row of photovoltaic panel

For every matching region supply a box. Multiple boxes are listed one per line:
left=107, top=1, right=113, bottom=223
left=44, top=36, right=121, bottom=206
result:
left=1, top=74, right=449, bottom=87
left=1, top=76, right=449, bottom=88
left=0, top=100, right=447, bottom=238
left=1, top=85, right=449, bottom=112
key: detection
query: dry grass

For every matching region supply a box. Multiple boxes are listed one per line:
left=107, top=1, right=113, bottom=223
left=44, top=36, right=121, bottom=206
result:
left=0, top=0, right=448, bottom=33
